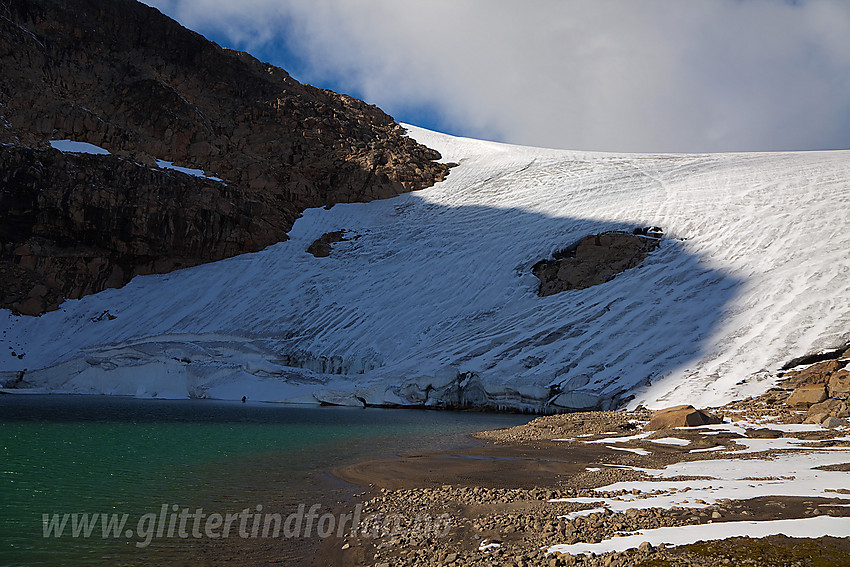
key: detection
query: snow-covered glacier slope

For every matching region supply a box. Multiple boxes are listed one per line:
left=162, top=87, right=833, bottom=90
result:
left=2, top=126, right=849, bottom=410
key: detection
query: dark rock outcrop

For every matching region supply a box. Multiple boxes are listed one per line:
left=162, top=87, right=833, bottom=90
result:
left=1, top=144, right=281, bottom=314
left=306, top=231, right=347, bottom=258
left=0, top=0, right=452, bottom=314
left=532, top=229, right=662, bottom=297
left=785, top=384, right=828, bottom=408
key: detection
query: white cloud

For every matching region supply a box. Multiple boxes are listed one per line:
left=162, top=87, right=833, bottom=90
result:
left=143, top=0, right=850, bottom=152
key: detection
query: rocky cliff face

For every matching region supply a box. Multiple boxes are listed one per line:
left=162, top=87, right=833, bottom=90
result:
left=0, top=0, right=451, bottom=314
left=0, top=144, right=284, bottom=314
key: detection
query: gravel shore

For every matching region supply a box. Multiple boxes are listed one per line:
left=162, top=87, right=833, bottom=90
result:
left=322, top=389, right=850, bottom=567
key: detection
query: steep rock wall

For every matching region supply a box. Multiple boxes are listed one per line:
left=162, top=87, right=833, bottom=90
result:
left=0, top=0, right=452, bottom=313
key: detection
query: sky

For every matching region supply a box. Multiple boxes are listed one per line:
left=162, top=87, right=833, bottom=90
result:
left=141, top=0, right=850, bottom=153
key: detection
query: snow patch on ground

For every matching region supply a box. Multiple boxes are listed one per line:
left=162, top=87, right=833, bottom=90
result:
left=46, top=141, right=224, bottom=182
left=551, top=441, right=850, bottom=513
left=651, top=438, right=691, bottom=446
left=587, top=432, right=653, bottom=444
left=550, top=419, right=850, bottom=511
left=49, top=139, right=110, bottom=155
left=155, top=159, right=223, bottom=182
left=547, top=517, right=850, bottom=556
left=561, top=507, right=608, bottom=521
left=607, top=446, right=652, bottom=456
left=690, top=446, right=725, bottom=453
left=546, top=419, right=850, bottom=555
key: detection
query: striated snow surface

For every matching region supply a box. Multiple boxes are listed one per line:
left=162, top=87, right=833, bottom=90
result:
left=3, top=126, right=850, bottom=410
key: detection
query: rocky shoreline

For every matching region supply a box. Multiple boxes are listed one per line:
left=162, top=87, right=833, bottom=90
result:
left=319, top=348, right=850, bottom=567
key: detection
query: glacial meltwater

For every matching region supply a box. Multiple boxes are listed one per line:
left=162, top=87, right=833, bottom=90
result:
left=0, top=395, right=530, bottom=565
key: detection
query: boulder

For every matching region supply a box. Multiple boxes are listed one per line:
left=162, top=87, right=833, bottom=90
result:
left=786, top=384, right=828, bottom=408
left=822, top=416, right=848, bottom=429
left=646, top=405, right=722, bottom=430
left=807, top=398, right=849, bottom=419
left=828, top=370, right=850, bottom=397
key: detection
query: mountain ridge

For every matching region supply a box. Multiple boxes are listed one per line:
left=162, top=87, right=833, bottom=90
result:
left=0, top=0, right=451, bottom=314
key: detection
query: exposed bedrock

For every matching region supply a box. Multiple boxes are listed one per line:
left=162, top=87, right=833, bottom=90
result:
left=306, top=231, right=348, bottom=258
left=0, top=145, right=282, bottom=315
left=532, top=228, right=662, bottom=296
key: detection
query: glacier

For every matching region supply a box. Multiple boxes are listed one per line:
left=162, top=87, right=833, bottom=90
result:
left=2, top=125, right=849, bottom=411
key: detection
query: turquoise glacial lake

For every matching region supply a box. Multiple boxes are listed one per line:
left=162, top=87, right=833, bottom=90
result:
left=0, top=395, right=530, bottom=565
